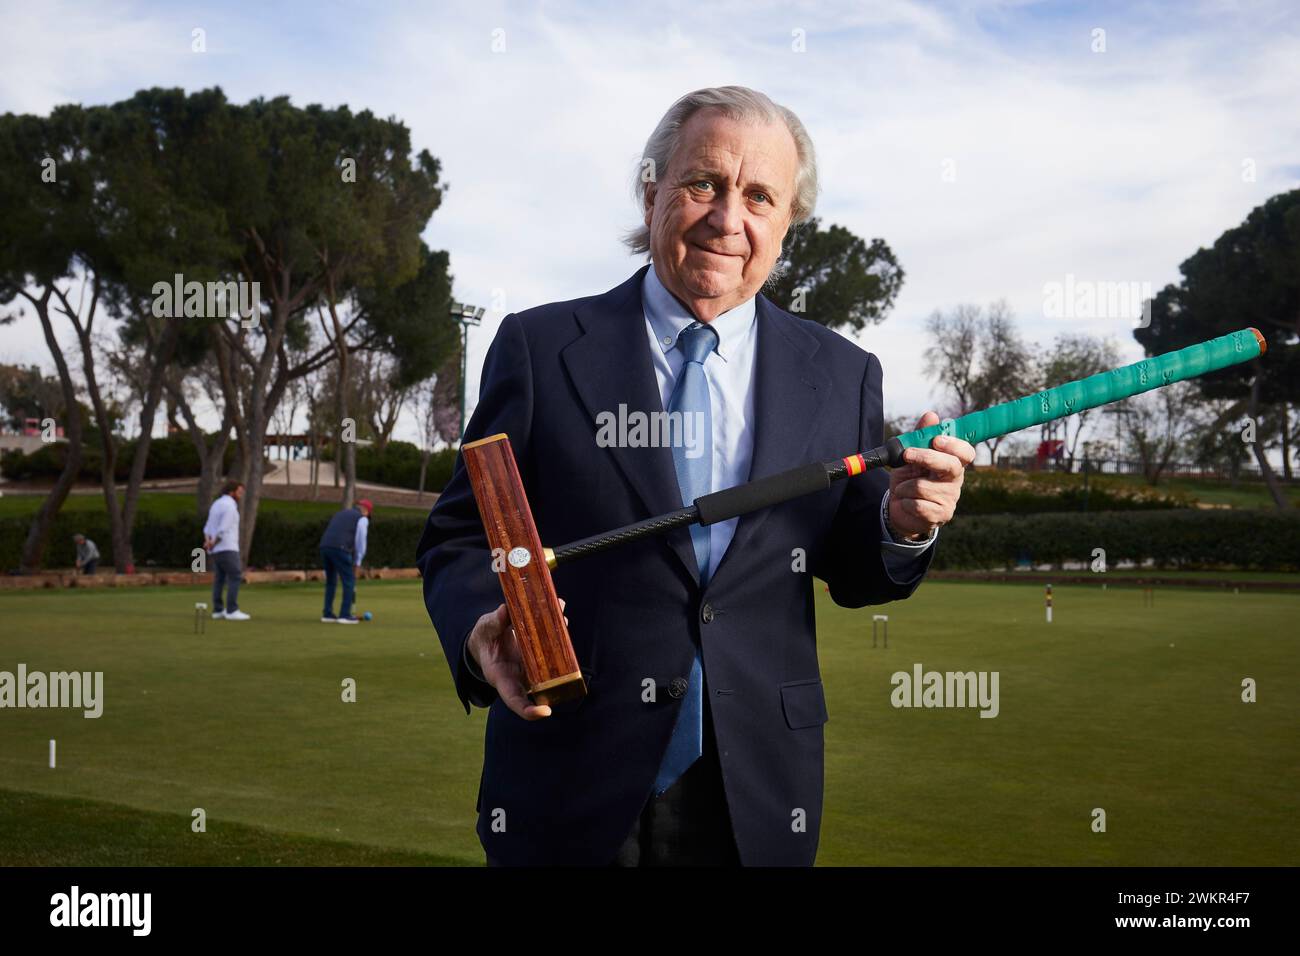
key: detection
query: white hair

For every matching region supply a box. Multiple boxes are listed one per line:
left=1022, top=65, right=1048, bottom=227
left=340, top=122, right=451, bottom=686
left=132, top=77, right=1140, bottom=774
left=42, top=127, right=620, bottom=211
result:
left=623, top=85, right=819, bottom=258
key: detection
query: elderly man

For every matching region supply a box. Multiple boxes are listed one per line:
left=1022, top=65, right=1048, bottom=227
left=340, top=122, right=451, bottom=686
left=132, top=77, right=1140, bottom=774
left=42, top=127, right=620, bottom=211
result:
left=72, top=534, right=99, bottom=575
left=417, top=86, right=974, bottom=867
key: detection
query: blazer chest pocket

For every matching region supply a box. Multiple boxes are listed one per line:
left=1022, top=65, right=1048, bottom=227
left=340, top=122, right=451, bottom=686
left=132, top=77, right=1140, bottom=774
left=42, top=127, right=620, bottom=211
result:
left=780, top=679, right=829, bottom=730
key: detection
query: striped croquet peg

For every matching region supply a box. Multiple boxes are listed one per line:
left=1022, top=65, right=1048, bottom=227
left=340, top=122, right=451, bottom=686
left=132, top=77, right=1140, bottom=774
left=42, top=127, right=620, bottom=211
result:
left=195, top=602, right=207, bottom=634
left=1045, top=584, right=1053, bottom=624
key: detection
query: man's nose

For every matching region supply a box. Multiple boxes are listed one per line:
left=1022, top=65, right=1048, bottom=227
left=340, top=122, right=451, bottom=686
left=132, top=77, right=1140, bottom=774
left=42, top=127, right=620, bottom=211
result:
left=705, top=188, right=745, bottom=235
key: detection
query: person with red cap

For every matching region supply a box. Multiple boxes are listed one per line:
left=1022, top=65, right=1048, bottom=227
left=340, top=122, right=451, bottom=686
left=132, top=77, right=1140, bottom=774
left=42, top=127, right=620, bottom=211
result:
left=319, top=498, right=373, bottom=623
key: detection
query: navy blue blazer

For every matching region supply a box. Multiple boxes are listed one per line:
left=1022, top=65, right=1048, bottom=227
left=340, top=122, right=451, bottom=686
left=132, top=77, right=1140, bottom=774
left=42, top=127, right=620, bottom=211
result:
left=416, top=265, right=935, bottom=865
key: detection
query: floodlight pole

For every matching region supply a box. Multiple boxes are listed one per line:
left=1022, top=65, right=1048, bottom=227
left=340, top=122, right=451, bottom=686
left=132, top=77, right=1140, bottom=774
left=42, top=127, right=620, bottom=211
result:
left=452, top=303, right=485, bottom=441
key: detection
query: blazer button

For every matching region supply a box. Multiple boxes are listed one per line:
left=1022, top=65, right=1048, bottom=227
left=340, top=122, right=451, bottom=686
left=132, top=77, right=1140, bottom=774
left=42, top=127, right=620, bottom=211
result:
left=668, top=677, right=689, bottom=699
left=701, top=604, right=715, bottom=624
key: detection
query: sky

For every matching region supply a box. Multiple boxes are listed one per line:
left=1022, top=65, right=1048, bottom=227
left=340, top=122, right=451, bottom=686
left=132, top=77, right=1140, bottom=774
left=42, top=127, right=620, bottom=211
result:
left=1, top=0, right=1297, bottom=446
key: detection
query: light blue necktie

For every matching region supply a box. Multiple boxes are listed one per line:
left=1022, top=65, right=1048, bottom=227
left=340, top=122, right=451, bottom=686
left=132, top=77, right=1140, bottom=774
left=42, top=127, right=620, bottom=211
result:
left=654, top=321, right=717, bottom=796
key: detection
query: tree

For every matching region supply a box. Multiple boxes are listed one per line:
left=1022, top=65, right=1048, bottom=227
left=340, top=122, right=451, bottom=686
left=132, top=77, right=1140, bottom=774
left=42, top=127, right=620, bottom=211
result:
left=0, top=91, right=247, bottom=571
left=0, top=106, right=92, bottom=571
left=923, top=305, right=981, bottom=415
left=1192, top=396, right=1253, bottom=486
left=1040, top=333, right=1121, bottom=468
left=413, top=375, right=441, bottom=501
left=430, top=348, right=464, bottom=445
left=970, top=301, right=1033, bottom=463
left=302, top=361, right=333, bottom=500
left=924, top=300, right=1034, bottom=463
left=207, top=95, right=450, bottom=548
left=3, top=89, right=459, bottom=567
left=764, top=218, right=904, bottom=331
left=355, top=351, right=408, bottom=454
left=1136, top=188, right=1300, bottom=509
left=0, top=363, right=65, bottom=429
left=1125, top=381, right=1208, bottom=485
left=165, top=364, right=235, bottom=520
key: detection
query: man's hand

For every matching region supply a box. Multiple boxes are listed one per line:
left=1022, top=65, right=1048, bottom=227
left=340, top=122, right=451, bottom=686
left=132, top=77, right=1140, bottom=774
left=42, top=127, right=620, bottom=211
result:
left=466, top=599, right=569, bottom=721
left=887, top=410, right=976, bottom=540
left=203, top=536, right=214, bottom=552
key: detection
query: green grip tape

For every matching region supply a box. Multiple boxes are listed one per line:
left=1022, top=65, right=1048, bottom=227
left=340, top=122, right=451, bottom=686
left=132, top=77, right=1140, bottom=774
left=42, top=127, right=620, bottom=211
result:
left=896, top=328, right=1263, bottom=452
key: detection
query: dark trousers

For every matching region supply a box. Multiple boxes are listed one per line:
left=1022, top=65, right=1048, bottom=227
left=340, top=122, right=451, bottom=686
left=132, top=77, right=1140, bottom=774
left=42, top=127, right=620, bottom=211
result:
left=487, top=694, right=741, bottom=867
left=80, top=560, right=97, bottom=575
left=321, top=546, right=355, bottom=618
left=211, top=551, right=242, bottom=613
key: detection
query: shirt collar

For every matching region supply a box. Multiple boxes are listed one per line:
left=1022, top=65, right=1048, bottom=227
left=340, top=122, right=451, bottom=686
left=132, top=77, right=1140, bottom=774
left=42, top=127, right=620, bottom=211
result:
left=643, top=261, right=757, bottom=362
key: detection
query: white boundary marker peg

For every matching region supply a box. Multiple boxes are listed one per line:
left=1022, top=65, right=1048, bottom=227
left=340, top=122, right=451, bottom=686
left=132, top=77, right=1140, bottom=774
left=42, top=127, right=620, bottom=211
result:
left=49, top=739, right=56, bottom=769
left=195, top=602, right=207, bottom=634
left=1046, top=584, right=1053, bottom=624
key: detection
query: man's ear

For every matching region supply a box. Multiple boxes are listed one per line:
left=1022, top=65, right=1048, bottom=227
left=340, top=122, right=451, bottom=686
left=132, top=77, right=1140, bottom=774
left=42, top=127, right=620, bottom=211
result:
left=643, top=184, right=656, bottom=228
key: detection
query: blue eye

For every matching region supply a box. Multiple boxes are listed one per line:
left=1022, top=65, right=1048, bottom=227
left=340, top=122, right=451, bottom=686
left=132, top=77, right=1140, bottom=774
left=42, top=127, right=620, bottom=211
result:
left=752, top=192, right=770, bottom=204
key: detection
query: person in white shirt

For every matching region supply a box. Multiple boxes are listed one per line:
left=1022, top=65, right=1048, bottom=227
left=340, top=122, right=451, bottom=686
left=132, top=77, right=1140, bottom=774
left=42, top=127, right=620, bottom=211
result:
left=203, top=480, right=250, bottom=621
left=72, top=534, right=100, bottom=575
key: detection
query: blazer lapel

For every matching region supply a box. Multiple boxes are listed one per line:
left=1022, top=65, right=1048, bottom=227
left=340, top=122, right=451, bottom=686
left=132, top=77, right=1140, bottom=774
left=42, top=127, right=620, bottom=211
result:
left=706, top=295, right=831, bottom=589
left=562, top=275, right=832, bottom=589
left=561, top=265, right=700, bottom=581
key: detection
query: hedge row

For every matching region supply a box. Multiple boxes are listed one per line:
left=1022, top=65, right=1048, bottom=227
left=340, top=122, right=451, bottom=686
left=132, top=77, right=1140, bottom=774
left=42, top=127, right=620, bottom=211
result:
left=0, top=435, right=236, bottom=482
left=0, top=511, right=429, bottom=572
left=5, top=508, right=1298, bottom=573
left=325, top=441, right=458, bottom=494
left=929, top=509, right=1300, bottom=572
left=956, top=468, right=1189, bottom=514
left=0, top=436, right=458, bottom=495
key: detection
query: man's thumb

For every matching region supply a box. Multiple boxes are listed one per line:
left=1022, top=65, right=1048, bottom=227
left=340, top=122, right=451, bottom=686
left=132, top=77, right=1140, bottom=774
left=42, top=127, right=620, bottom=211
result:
left=916, top=410, right=941, bottom=429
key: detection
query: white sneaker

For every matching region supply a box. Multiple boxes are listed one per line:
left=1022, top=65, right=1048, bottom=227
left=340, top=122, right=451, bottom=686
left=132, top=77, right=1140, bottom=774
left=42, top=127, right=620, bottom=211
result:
left=212, top=611, right=226, bottom=620
left=321, top=616, right=337, bottom=623
left=337, top=616, right=360, bottom=625
left=224, top=610, right=251, bottom=621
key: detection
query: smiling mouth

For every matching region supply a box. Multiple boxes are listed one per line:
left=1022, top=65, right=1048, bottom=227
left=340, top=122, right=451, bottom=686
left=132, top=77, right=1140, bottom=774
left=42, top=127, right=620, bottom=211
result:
left=692, top=243, right=741, bottom=258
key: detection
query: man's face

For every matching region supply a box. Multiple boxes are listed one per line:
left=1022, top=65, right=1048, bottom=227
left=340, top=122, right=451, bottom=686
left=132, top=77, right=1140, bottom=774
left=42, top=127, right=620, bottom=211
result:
left=645, top=108, right=798, bottom=322
left=232, top=486, right=244, bottom=502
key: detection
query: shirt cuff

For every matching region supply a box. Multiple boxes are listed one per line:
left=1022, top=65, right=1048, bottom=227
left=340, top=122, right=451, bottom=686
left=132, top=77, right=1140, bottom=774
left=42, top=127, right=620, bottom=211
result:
left=879, top=489, right=938, bottom=555
left=463, top=638, right=487, bottom=683
left=459, top=635, right=496, bottom=710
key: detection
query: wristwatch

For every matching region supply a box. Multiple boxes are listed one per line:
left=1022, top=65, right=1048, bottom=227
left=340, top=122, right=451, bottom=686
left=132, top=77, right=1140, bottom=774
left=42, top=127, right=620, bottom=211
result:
left=882, top=489, right=937, bottom=544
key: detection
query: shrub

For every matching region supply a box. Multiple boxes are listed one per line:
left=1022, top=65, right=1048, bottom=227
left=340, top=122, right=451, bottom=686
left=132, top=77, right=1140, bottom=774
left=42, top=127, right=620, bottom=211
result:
left=956, top=468, right=1190, bottom=515
left=0, top=510, right=428, bottom=571
left=325, top=441, right=457, bottom=494
left=0, top=435, right=234, bottom=482
left=4, top=506, right=1297, bottom=574
left=932, top=509, right=1300, bottom=571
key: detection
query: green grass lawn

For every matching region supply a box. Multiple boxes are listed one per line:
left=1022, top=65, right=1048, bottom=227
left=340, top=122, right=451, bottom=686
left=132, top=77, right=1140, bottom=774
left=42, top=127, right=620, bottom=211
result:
left=0, top=580, right=1295, bottom=866
left=0, top=490, right=428, bottom=520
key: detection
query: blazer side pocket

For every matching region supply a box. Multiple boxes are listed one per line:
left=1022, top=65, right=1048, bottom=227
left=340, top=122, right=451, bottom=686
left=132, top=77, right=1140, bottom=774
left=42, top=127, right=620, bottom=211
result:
left=779, top=678, right=829, bottom=730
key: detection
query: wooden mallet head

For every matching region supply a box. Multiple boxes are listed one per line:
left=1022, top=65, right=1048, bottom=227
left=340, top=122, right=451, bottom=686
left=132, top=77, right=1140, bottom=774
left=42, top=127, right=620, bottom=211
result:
left=461, top=433, right=586, bottom=706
